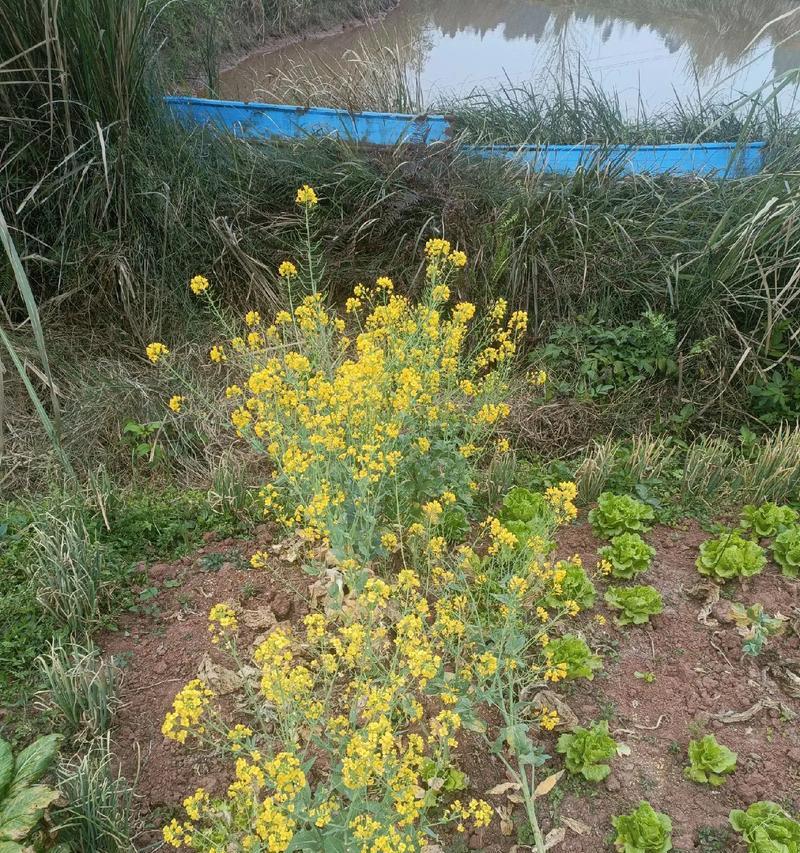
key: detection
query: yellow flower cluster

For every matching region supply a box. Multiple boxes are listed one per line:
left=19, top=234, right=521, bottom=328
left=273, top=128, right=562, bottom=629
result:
left=208, top=603, right=238, bottom=644
left=190, top=274, right=210, bottom=295
left=296, top=184, right=319, bottom=207
left=162, top=679, right=214, bottom=743
left=146, top=341, right=169, bottom=364
left=168, top=394, right=185, bottom=413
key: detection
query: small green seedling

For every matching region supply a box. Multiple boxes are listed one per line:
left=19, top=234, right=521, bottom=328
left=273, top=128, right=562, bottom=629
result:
left=684, top=734, right=737, bottom=786
left=612, top=801, right=673, bottom=853
left=605, top=585, right=663, bottom=626
left=634, top=671, right=656, bottom=683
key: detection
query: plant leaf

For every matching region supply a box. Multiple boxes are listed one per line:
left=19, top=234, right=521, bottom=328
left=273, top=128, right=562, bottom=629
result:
left=0, top=785, right=60, bottom=842
left=8, top=735, right=61, bottom=796
left=533, top=770, right=563, bottom=798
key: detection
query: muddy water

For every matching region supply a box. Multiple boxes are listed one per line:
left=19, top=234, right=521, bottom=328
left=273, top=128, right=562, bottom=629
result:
left=219, top=0, right=800, bottom=111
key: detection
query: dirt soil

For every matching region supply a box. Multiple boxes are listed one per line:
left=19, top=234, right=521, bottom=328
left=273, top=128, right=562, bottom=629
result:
left=100, top=520, right=800, bottom=852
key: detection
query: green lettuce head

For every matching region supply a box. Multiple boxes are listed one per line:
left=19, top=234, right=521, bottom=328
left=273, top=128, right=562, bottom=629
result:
left=739, top=503, right=798, bottom=539
left=684, top=734, right=737, bottom=786
left=773, top=525, right=800, bottom=578
left=556, top=720, right=617, bottom=781
left=729, top=801, right=800, bottom=853
left=612, top=801, right=673, bottom=853
left=696, top=532, right=766, bottom=581
left=589, top=492, right=655, bottom=539
left=599, top=532, right=655, bottom=579
left=605, top=584, right=663, bottom=626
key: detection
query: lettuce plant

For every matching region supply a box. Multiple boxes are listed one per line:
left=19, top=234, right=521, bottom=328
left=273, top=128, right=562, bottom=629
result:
left=740, top=503, right=798, bottom=539
left=732, top=603, right=786, bottom=656
left=545, top=635, right=603, bottom=680
left=684, top=734, right=737, bottom=786
left=598, top=533, right=655, bottom=579
left=556, top=720, right=617, bottom=781
left=499, top=487, right=556, bottom=550
left=605, top=585, right=663, bottom=626
left=589, top=493, right=655, bottom=539
left=612, top=801, right=673, bottom=853
left=729, top=801, right=800, bottom=853
left=773, top=525, right=800, bottom=578
left=544, top=558, right=596, bottom=610
left=696, top=532, right=766, bottom=581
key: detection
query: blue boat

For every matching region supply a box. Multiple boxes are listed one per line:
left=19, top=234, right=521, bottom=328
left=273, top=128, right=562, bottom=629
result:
left=164, top=95, right=766, bottom=178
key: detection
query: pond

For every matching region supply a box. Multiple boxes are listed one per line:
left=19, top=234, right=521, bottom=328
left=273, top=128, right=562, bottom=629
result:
left=219, top=0, right=800, bottom=113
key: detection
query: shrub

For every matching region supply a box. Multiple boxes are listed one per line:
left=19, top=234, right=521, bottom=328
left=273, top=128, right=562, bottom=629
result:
left=156, top=200, right=533, bottom=563
left=598, top=533, right=655, bottom=579
left=729, top=801, right=800, bottom=853
left=159, top=489, right=583, bottom=851
left=589, top=493, right=655, bottom=539
left=684, top=735, right=737, bottom=786
left=544, top=556, right=596, bottom=610
left=556, top=720, right=618, bottom=781
left=605, top=585, right=663, bottom=626
left=545, top=635, right=603, bottom=680
left=773, top=525, right=800, bottom=578
left=612, top=801, right=673, bottom=853
left=696, top=532, right=766, bottom=581
left=739, top=503, right=798, bottom=539
left=0, top=733, right=61, bottom=851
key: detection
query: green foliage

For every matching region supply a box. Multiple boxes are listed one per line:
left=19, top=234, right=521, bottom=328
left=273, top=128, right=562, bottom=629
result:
left=696, top=532, right=767, bottom=581
left=499, top=487, right=556, bottom=548
left=731, top=603, right=786, bottom=656
left=598, top=533, right=655, bottom=579
left=729, top=802, right=800, bottom=853
left=739, top=503, right=798, bottom=539
left=772, top=525, right=800, bottom=578
left=544, top=558, right=596, bottom=610
left=605, top=585, right=663, bottom=626
left=612, top=801, right=673, bottom=853
left=546, top=635, right=603, bottom=681
left=538, top=311, right=677, bottom=398
left=556, top=720, right=618, bottom=781
left=684, top=735, right=737, bottom=786
left=748, top=365, right=800, bottom=426
left=589, top=493, right=655, bottom=539
left=0, top=734, right=61, bottom=851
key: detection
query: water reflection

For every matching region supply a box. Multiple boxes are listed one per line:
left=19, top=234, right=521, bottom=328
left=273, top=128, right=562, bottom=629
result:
left=219, top=0, right=800, bottom=109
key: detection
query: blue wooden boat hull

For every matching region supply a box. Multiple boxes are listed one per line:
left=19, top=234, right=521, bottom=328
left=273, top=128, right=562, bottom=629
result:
left=164, top=96, right=765, bottom=178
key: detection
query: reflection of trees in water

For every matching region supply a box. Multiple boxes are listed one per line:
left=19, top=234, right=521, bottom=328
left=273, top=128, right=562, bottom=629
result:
left=394, top=0, right=800, bottom=76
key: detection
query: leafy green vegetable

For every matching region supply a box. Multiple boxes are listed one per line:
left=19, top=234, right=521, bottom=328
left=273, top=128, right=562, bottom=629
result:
left=544, top=558, right=596, bottom=610
left=499, top=487, right=556, bottom=549
left=589, top=493, right=655, bottom=539
left=773, top=525, right=800, bottom=578
left=556, top=720, right=617, bottom=781
left=729, top=801, right=800, bottom=853
left=0, top=734, right=61, bottom=850
left=740, top=503, right=798, bottom=539
left=546, top=635, right=603, bottom=680
left=684, top=735, right=737, bottom=786
left=605, top=585, right=663, bottom=626
left=612, top=801, right=673, bottom=853
left=598, top=533, right=655, bottom=579
left=696, top=532, right=766, bottom=581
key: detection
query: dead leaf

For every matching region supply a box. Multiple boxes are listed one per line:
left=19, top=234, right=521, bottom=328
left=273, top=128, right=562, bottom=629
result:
left=544, top=827, right=566, bottom=849
left=485, top=781, right=522, bottom=797
left=533, top=770, right=563, bottom=798
left=497, top=805, right=514, bottom=837
left=529, top=690, right=579, bottom=730
left=695, top=583, right=720, bottom=627
left=562, top=817, right=590, bottom=835
left=196, top=653, right=241, bottom=695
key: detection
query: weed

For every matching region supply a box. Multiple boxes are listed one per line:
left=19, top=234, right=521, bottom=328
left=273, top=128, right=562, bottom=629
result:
left=696, top=825, right=732, bottom=853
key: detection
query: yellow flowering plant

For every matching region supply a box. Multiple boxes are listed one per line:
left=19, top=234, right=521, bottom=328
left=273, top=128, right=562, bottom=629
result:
left=158, top=190, right=529, bottom=562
